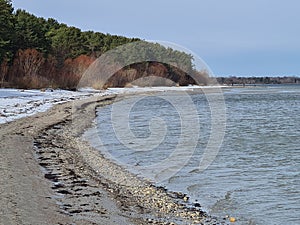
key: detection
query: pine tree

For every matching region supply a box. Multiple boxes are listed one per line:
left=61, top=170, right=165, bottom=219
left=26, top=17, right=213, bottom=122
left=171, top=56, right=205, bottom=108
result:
left=0, top=0, right=14, bottom=62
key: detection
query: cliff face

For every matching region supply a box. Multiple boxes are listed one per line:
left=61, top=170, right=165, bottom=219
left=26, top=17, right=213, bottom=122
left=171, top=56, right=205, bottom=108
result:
left=103, top=61, right=209, bottom=88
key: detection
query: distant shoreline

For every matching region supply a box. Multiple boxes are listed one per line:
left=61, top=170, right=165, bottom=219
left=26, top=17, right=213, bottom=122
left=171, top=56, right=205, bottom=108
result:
left=215, top=76, right=300, bottom=86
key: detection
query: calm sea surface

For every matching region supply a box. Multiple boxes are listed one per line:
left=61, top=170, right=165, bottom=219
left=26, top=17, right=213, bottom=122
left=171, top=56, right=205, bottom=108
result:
left=85, top=85, right=300, bottom=225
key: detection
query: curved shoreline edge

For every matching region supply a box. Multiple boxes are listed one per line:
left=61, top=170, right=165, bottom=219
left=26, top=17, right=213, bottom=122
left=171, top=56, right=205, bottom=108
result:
left=0, top=93, right=227, bottom=225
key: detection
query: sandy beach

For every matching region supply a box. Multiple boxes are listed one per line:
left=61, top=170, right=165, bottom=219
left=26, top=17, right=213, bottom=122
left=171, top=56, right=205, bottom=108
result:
left=0, top=93, right=226, bottom=225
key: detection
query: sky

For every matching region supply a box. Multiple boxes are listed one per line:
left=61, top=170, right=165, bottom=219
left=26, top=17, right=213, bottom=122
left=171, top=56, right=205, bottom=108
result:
left=12, top=0, right=300, bottom=77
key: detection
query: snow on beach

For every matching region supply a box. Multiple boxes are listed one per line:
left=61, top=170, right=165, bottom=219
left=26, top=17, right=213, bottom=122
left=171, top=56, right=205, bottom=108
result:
left=0, top=86, right=222, bottom=124
left=0, top=88, right=96, bottom=124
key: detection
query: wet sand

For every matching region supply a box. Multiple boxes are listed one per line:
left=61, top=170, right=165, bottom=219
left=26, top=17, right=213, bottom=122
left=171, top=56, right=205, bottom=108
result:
left=0, top=94, right=227, bottom=224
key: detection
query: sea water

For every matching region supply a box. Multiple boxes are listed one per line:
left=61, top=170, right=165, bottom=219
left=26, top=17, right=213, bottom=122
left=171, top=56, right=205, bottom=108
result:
left=86, top=85, right=300, bottom=225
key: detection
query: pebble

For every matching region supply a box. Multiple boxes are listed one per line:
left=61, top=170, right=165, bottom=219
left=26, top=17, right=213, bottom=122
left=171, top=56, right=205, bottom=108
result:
left=229, top=217, right=236, bottom=222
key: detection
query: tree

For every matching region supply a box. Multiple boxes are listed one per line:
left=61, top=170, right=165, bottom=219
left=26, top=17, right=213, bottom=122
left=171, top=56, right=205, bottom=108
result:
left=47, top=26, right=86, bottom=65
left=12, top=49, right=45, bottom=77
left=82, top=31, right=105, bottom=57
left=0, top=0, right=14, bottom=62
left=14, top=10, right=51, bottom=53
left=8, top=49, right=47, bottom=88
left=0, top=59, right=9, bottom=86
left=58, top=55, right=94, bottom=89
left=39, top=55, right=58, bottom=84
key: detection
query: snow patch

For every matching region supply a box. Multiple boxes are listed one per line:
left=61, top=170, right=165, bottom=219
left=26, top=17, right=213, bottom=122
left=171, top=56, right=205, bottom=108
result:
left=0, top=89, right=94, bottom=124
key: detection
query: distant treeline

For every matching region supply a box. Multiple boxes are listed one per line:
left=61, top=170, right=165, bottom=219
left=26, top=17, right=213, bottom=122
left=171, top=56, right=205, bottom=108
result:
left=0, top=0, right=208, bottom=89
left=217, top=76, right=300, bottom=86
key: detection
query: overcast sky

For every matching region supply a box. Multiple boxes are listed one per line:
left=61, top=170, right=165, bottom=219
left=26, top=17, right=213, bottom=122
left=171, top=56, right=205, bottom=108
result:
left=12, top=0, right=300, bottom=77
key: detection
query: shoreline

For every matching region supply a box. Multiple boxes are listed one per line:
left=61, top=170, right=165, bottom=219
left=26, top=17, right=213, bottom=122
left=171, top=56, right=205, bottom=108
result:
left=0, top=93, right=227, bottom=224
